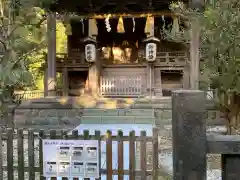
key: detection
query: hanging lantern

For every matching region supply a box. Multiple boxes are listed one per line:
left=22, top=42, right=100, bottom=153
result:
left=85, top=44, right=96, bottom=62
left=83, top=37, right=97, bottom=63
left=117, top=16, right=125, bottom=33
left=143, top=36, right=160, bottom=62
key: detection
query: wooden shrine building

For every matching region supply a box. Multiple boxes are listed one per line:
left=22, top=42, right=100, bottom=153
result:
left=44, top=0, right=199, bottom=97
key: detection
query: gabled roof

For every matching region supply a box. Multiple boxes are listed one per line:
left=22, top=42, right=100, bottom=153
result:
left=50, top=0, right=188, bottom=16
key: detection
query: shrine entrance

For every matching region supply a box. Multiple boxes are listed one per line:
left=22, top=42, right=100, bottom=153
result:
left=97, top=17, right=148, bottom=97
left=97, top=18, right=147, bottom=64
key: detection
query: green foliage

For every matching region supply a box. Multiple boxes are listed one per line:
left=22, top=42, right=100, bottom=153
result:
left=0, top=0, right=68, bottom=94
left=56, top=21, right=67, bottom=54
left=201, top=0, right=240, bottom=134
left=0, top=0, right=49, bottom=111
left=164, top=0, right=240, bottom=133
left=201, top=0, right=240, bottom=90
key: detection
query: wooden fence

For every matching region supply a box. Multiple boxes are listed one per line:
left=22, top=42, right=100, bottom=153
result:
left=0, top=127, right=168, bottom=180
left=13, top=90, right=64, bottom=101
left=14, top=90, right=45, bottom=101
left=4, top=90, right=240, bottom=180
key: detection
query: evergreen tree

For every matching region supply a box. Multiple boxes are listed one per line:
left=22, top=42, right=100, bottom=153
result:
left=164, top=0, right=240, bottom=134
left=0, top=0, right=53, bottom=110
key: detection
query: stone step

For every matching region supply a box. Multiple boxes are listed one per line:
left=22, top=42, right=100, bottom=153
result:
left=82, top=109, right=154, bottom=116
left=14, top=108, right=155, bottom=120
left=132, top=103, right=171, bottom=109
left=155, top=110, right=172, bottom=121
left=16, top=115, right=157, bottom=126
left=134, top=97, right=171, bottom=104
left=80, top=116, right=156, bottom=124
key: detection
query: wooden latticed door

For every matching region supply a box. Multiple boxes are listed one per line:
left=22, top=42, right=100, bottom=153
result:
left=100, top=76, right=143, bottom=97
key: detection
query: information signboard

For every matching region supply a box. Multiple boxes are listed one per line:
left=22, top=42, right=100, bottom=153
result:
left=42, top=139, right=99, bottom=178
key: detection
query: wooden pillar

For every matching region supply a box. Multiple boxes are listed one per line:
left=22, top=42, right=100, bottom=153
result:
left=190, top=16, right=200, bottom=90
left=146, top=64, right=155, bottom=97
left=145, top=17, right=155, bottom=97
left=151, top=64, right=155, bottom=97
left=62, top=67, right=68, bottom=96
left=47, top=13, right=56, bottom=96
left=172, top=90, right=206, bottom=180
left=183, top=66, right=190, bottom=89
left=88, top=19, right=99, bottom=95
left=88, top=65, right=99, bottom=95
left=44, top=65, right=48, bottom=97
left=154, top=68, right=162, bottom=96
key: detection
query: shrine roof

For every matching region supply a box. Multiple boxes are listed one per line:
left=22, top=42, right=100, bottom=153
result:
left=50, top=0, right=188, bottom=16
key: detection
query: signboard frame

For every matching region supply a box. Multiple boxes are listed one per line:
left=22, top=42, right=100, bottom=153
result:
left=42, top=139, right=99, bottom=178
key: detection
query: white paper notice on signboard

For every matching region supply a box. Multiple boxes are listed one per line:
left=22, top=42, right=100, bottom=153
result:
left=42, top=139, right=99, bottom=178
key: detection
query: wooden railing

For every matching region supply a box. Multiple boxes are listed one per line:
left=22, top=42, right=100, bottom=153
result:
left=56, top=51, right=188, bottom=67
left=56, top=53, right=88, bottom=67
left=13, top=89, right=216, bottom=101
left=155, top=51, right=188, bottom=66
left=14, top=90, right=44, bottom=101
left=13, top=90, right=65, bottom=101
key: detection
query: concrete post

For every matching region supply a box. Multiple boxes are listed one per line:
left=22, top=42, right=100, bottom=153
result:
left=172, top=90, right=206, bottom=180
